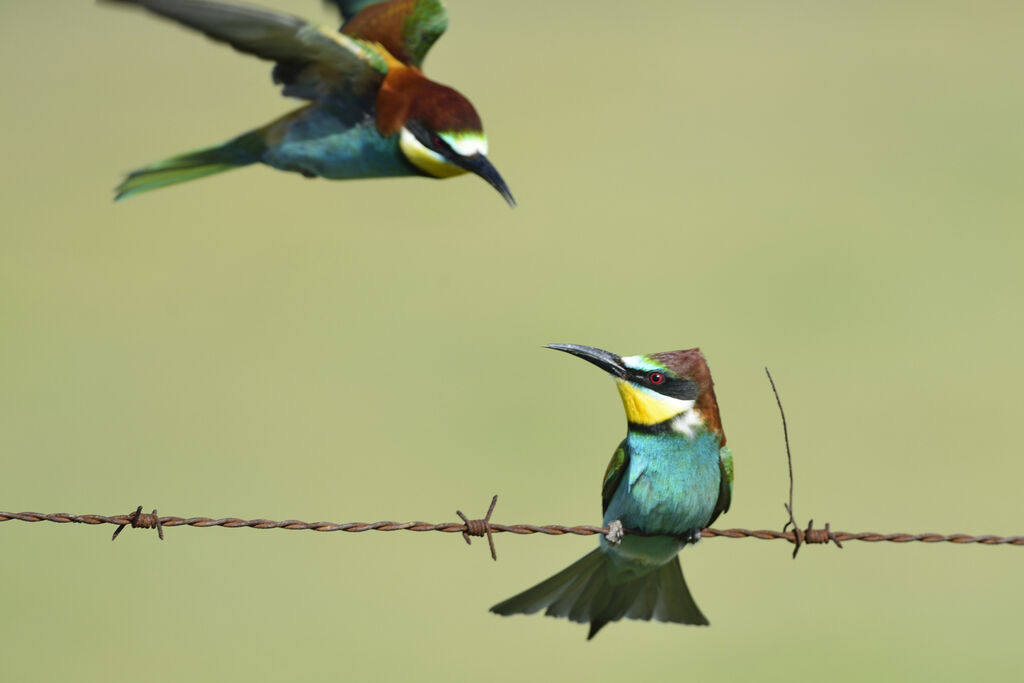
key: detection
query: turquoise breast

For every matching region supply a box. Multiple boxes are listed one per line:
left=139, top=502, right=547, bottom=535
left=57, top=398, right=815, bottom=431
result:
left=262, top=105, right=416, bottom=180
left=603, top=429, right=722, bottom=535
left=600, top=429, right=722, bottom=576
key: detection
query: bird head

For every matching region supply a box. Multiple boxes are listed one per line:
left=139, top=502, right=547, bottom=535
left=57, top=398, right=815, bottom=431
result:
left=380, top=74, right=515, bottom=207
left=546, top=344, right=724, bottom=440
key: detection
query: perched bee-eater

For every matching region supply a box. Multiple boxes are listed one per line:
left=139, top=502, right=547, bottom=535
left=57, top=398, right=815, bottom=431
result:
left=492, top=344, right=733, bottom=639
left=103, top=0, right=515, bottom=205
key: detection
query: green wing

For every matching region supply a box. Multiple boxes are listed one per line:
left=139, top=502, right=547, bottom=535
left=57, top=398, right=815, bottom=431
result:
left=104, top=0, right=388, bottom=98
left=708, top=446, right=733, bottom=527
left=330, top=0, right=448, bottom=67
left=601, top=441, right=629, bottom=514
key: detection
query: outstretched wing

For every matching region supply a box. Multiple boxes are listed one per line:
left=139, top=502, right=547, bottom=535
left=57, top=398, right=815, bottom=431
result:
left=330, top=0, right=448, bottom=68
left=707, top=445, right=733, bottom=527
left=103, top=0, right=388, bottom=99
left=602, top=441, right=629, bottom=514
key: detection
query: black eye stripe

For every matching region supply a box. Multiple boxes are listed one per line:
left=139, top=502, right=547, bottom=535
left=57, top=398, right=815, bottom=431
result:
left=407, top=120, right=455, bottom=157
left=629, top=370, right=699, bottom=401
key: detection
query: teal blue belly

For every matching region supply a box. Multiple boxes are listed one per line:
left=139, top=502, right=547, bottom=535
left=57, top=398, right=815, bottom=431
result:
left=262, top=106, right=414, bottom=180
left=601, top=429, right=721, bottom=574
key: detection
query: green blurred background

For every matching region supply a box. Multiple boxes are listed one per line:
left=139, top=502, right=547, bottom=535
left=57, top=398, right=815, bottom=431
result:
left=2, top=1, right=1022, bottom=680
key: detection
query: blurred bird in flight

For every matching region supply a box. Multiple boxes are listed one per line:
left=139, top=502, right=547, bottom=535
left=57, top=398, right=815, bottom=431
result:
left=103, top=0, right=515, bottom=206
left=492, top=344, right=733, bottom=639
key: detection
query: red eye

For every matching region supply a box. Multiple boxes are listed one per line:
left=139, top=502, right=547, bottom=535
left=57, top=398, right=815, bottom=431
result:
left=648, top=372, right=664, bottom=385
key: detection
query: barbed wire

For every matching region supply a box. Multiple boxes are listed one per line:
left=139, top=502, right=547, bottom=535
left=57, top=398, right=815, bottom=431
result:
left=2, top=499, right=1021, bottom=560
left=4, top=372, right=1021, bottom=557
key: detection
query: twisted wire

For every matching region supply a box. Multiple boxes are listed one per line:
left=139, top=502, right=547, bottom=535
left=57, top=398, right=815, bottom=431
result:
left=2, top=509, right=1021, bottom=547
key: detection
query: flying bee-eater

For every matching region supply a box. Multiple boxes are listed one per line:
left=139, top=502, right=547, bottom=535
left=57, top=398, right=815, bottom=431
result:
left=102, top=0, right=515, bottom=206
left=492, top=344, right=733, bottom=639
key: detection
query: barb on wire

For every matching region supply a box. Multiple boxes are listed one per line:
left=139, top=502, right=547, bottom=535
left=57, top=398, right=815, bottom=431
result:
left=3, top=375, right=1021, bottom=557
left=766, top=367, right=841, bottom=558
left=112, top=505, right=163, bottom=541
left=2, top=504, right=1022, bottom=553
left=457, top=494, right=498, bottom=560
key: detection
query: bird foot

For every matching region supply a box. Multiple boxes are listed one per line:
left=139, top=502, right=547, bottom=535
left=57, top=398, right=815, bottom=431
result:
left=605, top=519, right=624, bottom=545
left=684, top=528, right=702, bottom=545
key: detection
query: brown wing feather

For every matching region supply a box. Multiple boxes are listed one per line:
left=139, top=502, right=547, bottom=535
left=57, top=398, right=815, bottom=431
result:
left=342, top=0, right=416, bottom=63
left=341, top=0, right=447, bottom=67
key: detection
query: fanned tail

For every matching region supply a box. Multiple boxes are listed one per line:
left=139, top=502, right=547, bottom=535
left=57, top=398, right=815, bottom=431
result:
left=114, top=129, right=265, bottom=200
left=490, top=549, right=708, bottom=640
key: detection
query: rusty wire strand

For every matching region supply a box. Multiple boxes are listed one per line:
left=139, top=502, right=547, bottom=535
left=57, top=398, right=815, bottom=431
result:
left=3, top=375, right=1020, bottom=552
left=2, top=506, right=1022, bottom=548
left=4, top=374, right=1021, bottom=552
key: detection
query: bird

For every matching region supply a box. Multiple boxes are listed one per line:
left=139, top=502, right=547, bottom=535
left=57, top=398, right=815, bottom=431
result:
left=491, top=344, right=733, bottom=639
left=102, top=0, right=515, bottom=206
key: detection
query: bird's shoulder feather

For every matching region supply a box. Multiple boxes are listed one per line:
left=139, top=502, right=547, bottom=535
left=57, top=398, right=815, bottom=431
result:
left=708, top=445, right=733, bottom=526
left=602, top=441, right=629, bottom=514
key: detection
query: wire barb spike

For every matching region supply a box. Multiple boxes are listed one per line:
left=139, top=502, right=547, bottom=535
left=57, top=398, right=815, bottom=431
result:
left=456, top=495, right=498, bottom=561
left=111, top=505, right=163, bottom=541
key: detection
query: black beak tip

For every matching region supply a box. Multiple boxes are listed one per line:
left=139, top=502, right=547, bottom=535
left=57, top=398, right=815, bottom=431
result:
left=488, top=173, right=516, bottom=209
left=543, top=343, right=626, bottom=378
left=463, top=153, right=516, bottom=208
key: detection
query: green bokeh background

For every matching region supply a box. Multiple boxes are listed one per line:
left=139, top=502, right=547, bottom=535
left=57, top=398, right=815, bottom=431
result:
left=2, top=1, right=1022, bottom=681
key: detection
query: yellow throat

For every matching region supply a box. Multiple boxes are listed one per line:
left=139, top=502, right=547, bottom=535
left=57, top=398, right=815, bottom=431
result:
left=615, top=380, right=695, bottom=426
left=399, top=128, right=469, bottom=178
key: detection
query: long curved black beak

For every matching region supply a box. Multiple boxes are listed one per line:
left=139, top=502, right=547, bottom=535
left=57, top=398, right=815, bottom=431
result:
left=458, top=153, right=516, bottom=208
left=545, top=344, right=626, bottom=378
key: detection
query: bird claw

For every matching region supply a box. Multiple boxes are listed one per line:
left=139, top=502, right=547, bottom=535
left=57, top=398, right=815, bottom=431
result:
left=685, top=529, right=702, bottom=545
left=605, top=520, right=624, bottom=545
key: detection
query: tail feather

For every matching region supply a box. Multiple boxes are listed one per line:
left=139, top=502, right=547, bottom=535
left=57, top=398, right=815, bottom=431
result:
left=651, top=559, right=708, bottom=625
left=491, top=549, right=708, bottom=640
left=114, top=129, right=264, bottom=200
left=492, top=550, right=604, bottom=618
left=624, top=571, right=660, bottom=621
left=587, top=576, right=648, bottom=639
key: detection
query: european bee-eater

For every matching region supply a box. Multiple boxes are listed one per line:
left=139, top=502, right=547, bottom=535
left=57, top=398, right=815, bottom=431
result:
left=492, top=344, right=733, bottom=639
left=103, top=0, right=515, bottom=206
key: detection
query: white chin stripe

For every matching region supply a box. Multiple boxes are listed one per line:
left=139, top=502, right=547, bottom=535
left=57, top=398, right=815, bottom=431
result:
left=439, top=132, right=488, bottom=157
